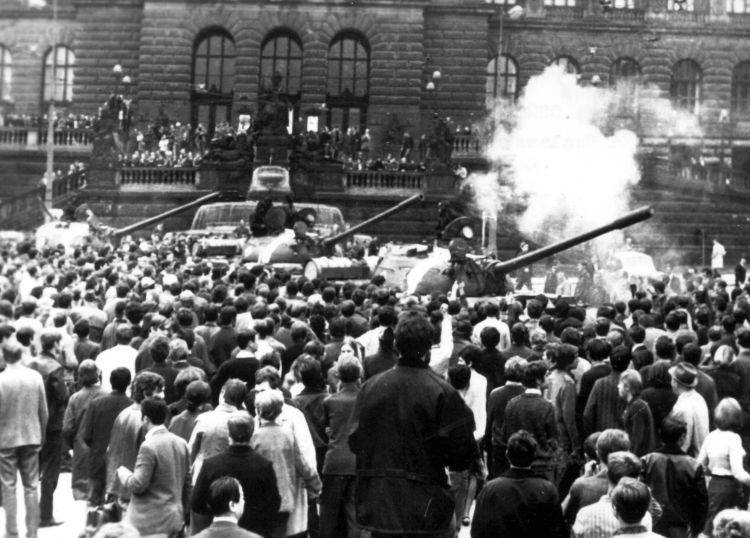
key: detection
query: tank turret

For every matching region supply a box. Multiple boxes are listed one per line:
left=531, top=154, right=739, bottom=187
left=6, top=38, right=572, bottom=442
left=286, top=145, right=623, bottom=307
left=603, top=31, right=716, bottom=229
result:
left=406, top=206, right=655, bottom=297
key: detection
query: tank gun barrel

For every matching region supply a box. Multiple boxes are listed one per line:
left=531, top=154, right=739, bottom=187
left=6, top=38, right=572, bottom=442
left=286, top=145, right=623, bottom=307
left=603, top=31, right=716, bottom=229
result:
left=112, top=191, right=225, bottom=238
left=492, top=206, right=654, bottom=275
left=321, top=193, right=424, bottom=250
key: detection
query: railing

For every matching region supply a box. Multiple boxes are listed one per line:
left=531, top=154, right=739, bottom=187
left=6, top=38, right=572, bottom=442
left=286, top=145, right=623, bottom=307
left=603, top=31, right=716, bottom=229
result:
left=728, top=13, right=750, bottom=26
left=667, top=162, right=750, bottom=192
left=52, top=168, right=87, bottom=199
left=453, top=135, right=485, bottom=157
left=37, top=128, right=93, bottom=147
left=345, top=170, right=425, bottom=190
left=0, top=127, right=30, bottom=146
left=544, top=5, right=586, bottom=19
left=117, top=167, right=198, bottom=187
left=665, top=11, right=707, bottom=23
left=0, top=126, right=92, bottom=150
left=604, top=8, right=646, bottom=21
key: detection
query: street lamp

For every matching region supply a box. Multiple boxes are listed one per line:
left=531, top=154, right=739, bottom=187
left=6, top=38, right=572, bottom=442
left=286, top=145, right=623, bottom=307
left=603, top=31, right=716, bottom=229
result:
left=426, top=70, right=442, bottom=112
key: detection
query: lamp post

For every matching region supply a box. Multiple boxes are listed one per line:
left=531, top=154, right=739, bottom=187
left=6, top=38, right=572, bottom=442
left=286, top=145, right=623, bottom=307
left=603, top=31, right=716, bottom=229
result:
left=44, top=0, right=59, bottom=217
left=426, top=69, right=441, bottom=113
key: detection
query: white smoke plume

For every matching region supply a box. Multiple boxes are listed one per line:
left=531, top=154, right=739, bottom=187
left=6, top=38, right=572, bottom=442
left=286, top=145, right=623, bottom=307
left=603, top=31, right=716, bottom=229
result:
left=476, top=65, right=702, bottom=254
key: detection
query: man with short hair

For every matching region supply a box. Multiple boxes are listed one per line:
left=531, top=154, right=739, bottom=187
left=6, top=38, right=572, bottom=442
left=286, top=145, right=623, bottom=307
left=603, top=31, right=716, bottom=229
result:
left=563, top=429, right=631, bottom=525
left=640, top=416, right=708, bottom=538
left=348, top=310, right=477, bottom=538
left=143, top=335, right=179, bottom=404
left=471, top=430, right=567, bottom=538
left=193, top=477, right=262, bottom=538
left=95, top=324, right=137, bottom=393
left=583, top=345, right=631, bottom=437
left=189, top=379, right=248, bottom=482
left=320, top=356, right=363, bottom=538
left=669, top=363, right=709, bottom=458
left=209, top=307, right=239, bottom=369
left=487, top=357, right=528, bottom=479
left=611, top=478, right=665, bottom=538
left=81, top=367, right=133, bottom=508
left=501, top=361, right=558, bottom=481
left=73, top=319, right=100, bottom=364
left=0, top=341, right=48, bottom=538
left=573, top=451, right=655, bottom=538
left=471, top=301, right=510, bottom=350
left=36, top=328, right=69, bottom=527
left=62, top=360, right=107, bottom=501
left=190, top=416, right=280, bottom=537
left=117, top=398, right=192, bottom=537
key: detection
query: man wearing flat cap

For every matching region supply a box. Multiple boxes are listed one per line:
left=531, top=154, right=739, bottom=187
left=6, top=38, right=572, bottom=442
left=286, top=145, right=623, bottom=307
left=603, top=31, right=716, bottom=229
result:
left=669, top=363, right=709, bottom=458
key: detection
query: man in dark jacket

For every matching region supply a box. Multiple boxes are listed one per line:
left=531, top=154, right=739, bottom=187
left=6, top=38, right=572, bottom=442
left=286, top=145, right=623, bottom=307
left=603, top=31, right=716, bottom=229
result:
left=209, top=307, right=238, bottom=369
left=190, top=415, right=281, bottom=537
left=349, top=311, right=478, bottom=537
left=37, top=329, right=69, bottom=527
left=471, top=430, right=567, bottom=538
left=81, top=367, right=133, bottom=507
left=640, top=416, right=708, bottom=538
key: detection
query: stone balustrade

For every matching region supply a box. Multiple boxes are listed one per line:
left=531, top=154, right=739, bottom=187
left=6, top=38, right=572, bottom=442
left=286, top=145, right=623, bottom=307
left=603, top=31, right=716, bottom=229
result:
left=0, top=126, right=92, bottom=150
left=117, top=167, right=199, bottom=188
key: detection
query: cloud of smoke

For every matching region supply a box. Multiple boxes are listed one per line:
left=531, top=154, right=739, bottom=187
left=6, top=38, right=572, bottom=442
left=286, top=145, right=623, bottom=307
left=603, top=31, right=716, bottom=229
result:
left=474, top=65, right=703, bottom=257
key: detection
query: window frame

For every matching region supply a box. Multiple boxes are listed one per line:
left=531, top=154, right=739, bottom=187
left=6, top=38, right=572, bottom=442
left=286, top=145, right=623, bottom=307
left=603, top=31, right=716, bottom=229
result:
left=731, top=62, right=750, bottom=118
left=670, top=59, right=702, bottom=115
left=190, top=28, right=236, bottom=139
left=0, top=46, right=11, bottom=103
left=259, top=29, right=303, bottom=108
left=487, top=53, right=519, bottom=107
left=42, top=45, right=75, bottom=105
left=326, top=31, right=370, bottom=133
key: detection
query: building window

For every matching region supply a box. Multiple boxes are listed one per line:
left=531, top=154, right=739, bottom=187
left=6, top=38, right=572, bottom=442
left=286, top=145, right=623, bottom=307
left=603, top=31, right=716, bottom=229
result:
left=43, top=46, right=74, bottom=103
left=670, top=60, right=701, bottom=114
left=612, top=0, right=635, bottom=9
left=191, top=29, right=235, bottom=138
left=0, top=46, right=11, bottom=102
left=545, top=0, right=577, bottom=6
left=727, top=0, right=750, bottom=12
left=551, top=56, right=581, bottom=76
left=260, top=30, right=303, bottom=119
left=667, top=0, right=694, bottom=11
left=732, top=62, right=750, bottom=117
left=610, top=58, right=641, bottom=114
left=326, top=31, right=369, bottom=133
left=487, top=54, right=518, bottom=108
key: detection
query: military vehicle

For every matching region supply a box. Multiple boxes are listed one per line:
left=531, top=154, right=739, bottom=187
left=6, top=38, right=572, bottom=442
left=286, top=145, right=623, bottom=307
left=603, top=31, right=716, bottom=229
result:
left=386, top=206, right=655, bottom=297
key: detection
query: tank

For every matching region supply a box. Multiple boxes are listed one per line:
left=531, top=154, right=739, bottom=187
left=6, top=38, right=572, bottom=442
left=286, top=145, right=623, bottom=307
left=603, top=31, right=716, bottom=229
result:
left=403, top=206, right=655, bottom=297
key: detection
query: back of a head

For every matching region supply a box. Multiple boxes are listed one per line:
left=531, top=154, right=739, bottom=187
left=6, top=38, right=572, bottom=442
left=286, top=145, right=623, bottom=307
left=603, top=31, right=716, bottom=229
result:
left=561, top=327, right=582, bottom=346
left=395, top=311, right=433, bottom=361
left=337, top=355, right=362, bottom=384
left=506, top=430, right=537, bottom=468
left=2, top=340, right=23, bottom=365
left=523, top=360, right=548, bottom=389
left=715, top=397, right=743, bottom=433
left=255, top=365, right=281, bottom=389
left=510, top=322, right=528, bottom=346
left=504, top=356, right=528, bottom=383
left=611, top=477, right=651, bottom=526
left=655, top=336, right=676, bottom=361
left=141, top=397, right=168, bottom=426
left=609, top=345, right=632, bottom=373
left=659, top=415, right=687, bottom=445
left=480, top=326, right=500, bottom=349
left=148, top=335, right=170, bottom=364
left=207, top=476, right=242, bottom=517
left=255, top=388, right=284, bottom=421
left=219, top=306, right=236, bottom=326
left=594, top=317, right=611, bottom=337
left=115, top=324, right=134, bottom=346
left=227, top=414, right=254, bottom=444
left=448, top=364, right=471, bottom=391
left=628, top=325, right=646, bottom=345
left=527, top=299, right=543, bottom=320
left=299, top=358, right=323, bottom=389
left=222, top=379, right=248, bottom=407
left=607, top=451, right=642, bottom=486
left=78, top=359, right=100, bottom=387
left=596, top=429, right=631, bottom=464
left=185, top=380, right=211, bottom=412
left=682, top=343, right=703, bottom=367
left=585, top=338, right=609, bottom=362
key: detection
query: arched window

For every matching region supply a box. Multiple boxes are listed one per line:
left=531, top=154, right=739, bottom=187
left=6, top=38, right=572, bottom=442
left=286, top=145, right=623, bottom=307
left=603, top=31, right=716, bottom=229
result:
left=551, top=56, right=581, bottom=76
left=732, top=62, right=750, bottom=118
left=487, top=54, right=519, bottom=108
left=671, top=60, right=701, bottom=114
left=610, top=58, right=641, bottom=114
left=0, top=46, right=11, bottom=102
left=43, top=46, right=74, bottom=103
left=191, top=29, right=235, bottom=138
left=667, top=0, right=694, bottom=10
left=326, top=32, right=370, bottom=132
left=260, top=30, right=303, bottom=123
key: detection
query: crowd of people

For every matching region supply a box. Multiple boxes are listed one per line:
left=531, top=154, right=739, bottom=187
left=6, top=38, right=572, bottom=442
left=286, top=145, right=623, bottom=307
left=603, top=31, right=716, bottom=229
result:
left=2, top=232, right=750, bottom=538
left=0, top=113, right=96, bottom=130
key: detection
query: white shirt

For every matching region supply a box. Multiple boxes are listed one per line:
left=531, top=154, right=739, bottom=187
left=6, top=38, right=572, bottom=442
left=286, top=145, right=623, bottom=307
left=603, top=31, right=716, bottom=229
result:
left=471, top=318, right=510, bottom=350
left=462, top=371, right=487, bottom=441
left=96, top=344, right=138, bottom=393
left=428, top=315, right=454, bottom=378
left=672, top=389, right=709, bottom=457
left=357, top=327, right=385, bottom=358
